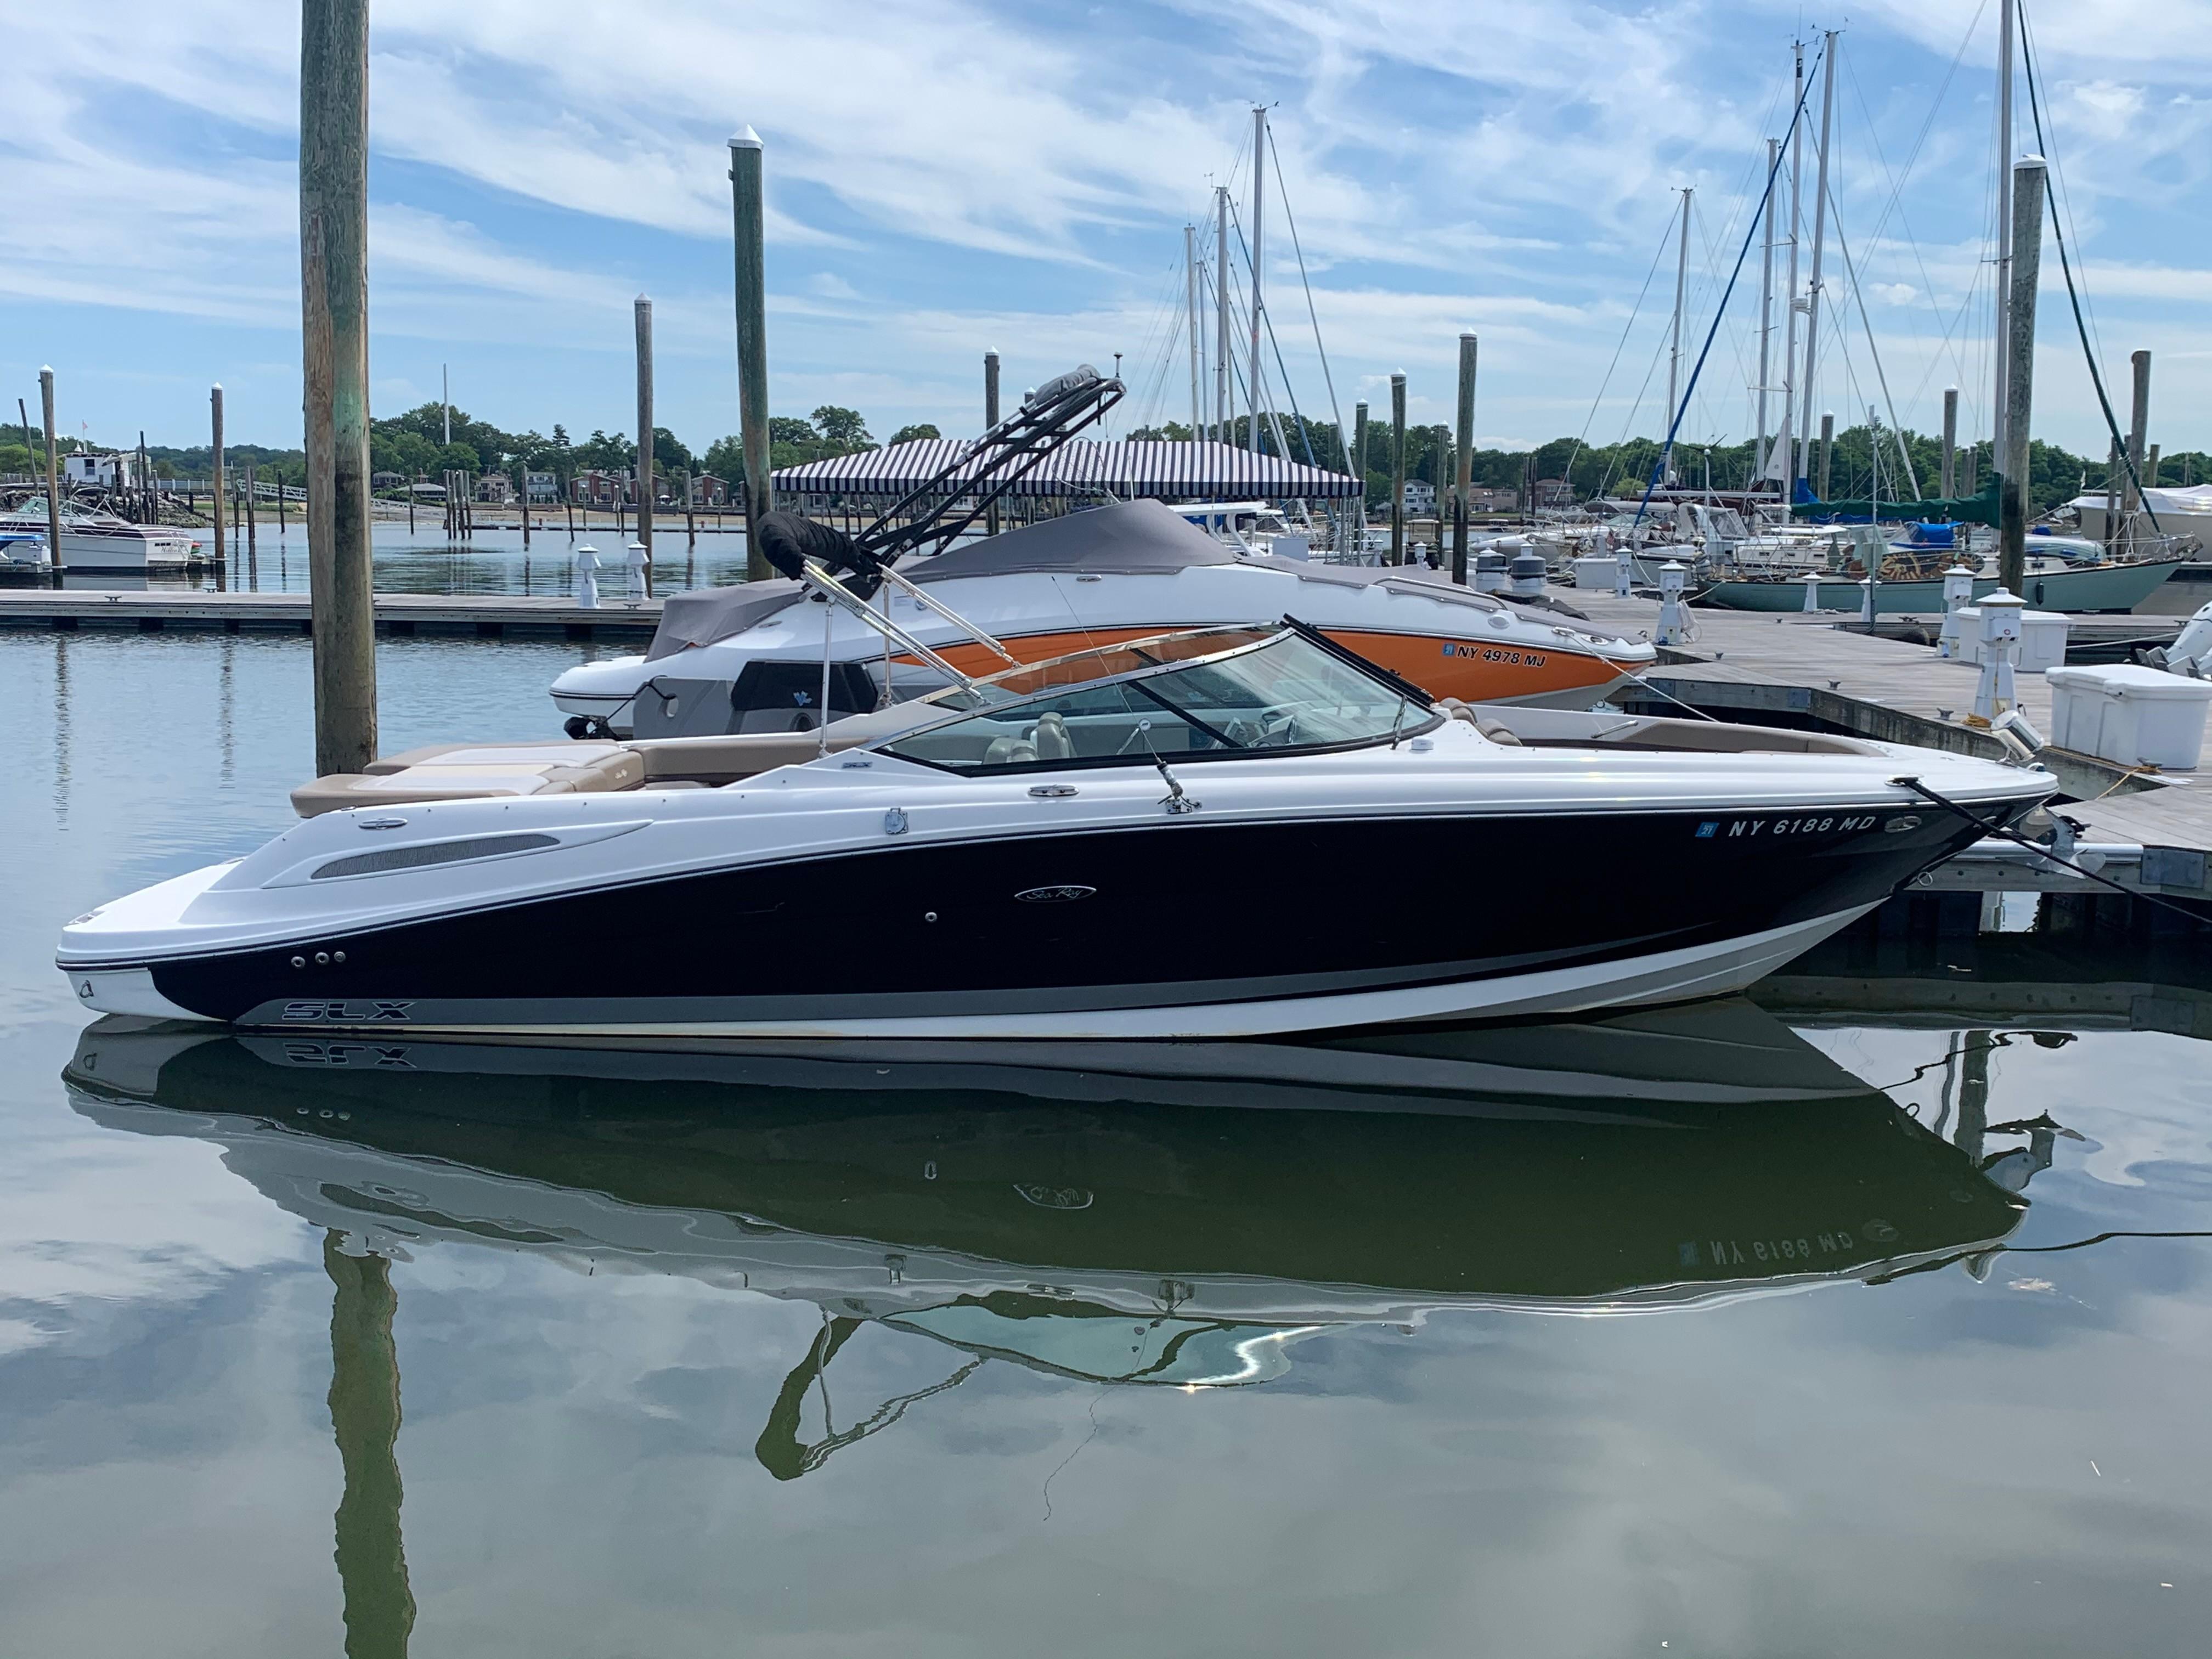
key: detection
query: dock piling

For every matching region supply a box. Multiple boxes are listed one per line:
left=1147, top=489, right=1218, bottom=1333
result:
left=984, top=351, right=1001, bottom=536
left=210, top=383, right=225, bottom=571
left=39, top=368, right=63, bottom=580
left=1389, top=373, right=1406, bottom=567
left=1453, top=334, right=1476, bottom=585
left=729, top=127, right=774, bottom=580
left=1941, top=388, right=1958, bottom=499
left=1818, top=412, right=1834, bottom=502
left=299, top=0, right=379, bottom=775
left=1997, top=155, right=2047, bottom=595
left=634, top=294, right=654, bottom=597
left=2125, top=350, right=2151, bottom=555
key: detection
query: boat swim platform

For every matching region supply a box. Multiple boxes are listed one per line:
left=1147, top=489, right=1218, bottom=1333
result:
left=0, top=588, right=662, bottom=640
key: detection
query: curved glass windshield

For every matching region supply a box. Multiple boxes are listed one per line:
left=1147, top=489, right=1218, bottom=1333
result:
left=880, top=628, right=1437, bottom=775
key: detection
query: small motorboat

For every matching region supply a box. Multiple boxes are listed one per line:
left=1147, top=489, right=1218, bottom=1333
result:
left=551, top=499, right=1657, bottom=736
left=60, top=595, right=2055, bottom=1037
left=0, top=530, right=50, bottom=569
left=0, top=498, right=200, bottom=572
left=550, top=365, right=1654, bottom=736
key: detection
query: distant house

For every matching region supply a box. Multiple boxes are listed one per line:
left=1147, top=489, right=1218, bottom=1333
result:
left=371, top=471, right=404, bottom=491
left=524, top=471, right=558, bottom=504
left=410, top=481, right=447, bottom=501
left=1466, top=487, right=1517, bottom=514
left=571, top=469, right=628, bottom=505
left=475, top=473, right=513, bottom=504
left=1402, top=480, right=1437, bottom=515
left=1534, top=477, right=1573, bottom=508
left=689, top=474, right=728, bottom=507
left=64, top=452, right=141, bottom=490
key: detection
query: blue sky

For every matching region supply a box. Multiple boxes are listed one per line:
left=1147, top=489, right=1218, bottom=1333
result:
left=4, top=0, right=2207, bottom=462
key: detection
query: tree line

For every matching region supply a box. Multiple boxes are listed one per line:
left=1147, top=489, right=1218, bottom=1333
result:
left=7, top=402, right=2199, bottom=520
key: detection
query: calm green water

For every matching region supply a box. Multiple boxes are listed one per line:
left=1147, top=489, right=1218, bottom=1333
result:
left=3, top=631, right=2209, bottom=1657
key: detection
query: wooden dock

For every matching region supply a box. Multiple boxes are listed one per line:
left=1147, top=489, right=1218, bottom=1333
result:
left=1496, top=579, right=2212, bottom=904
left=0, top=588, right=662, bottom=639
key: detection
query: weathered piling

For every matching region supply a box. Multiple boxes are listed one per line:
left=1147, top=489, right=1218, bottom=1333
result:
left=39, top=368, right=63, bottom=579
left=2124, top=349, right=2151, bottom=553
left=634, top=294, right=654, bottom=596
left=1818, top=411, right=1834, bottom=501
left=210, top=383, right=225, bottom=561
left=728, top=128, right=774, bottom=580
left=1389, top=373, right=1407, bottom=566
left=985, top=350, right=1001, bottom=535
left=300, top=0, right=379, bottom=775
left=1997, top=154, right=2047, bottom=596
left=1941, top=387, right=1958, bottom=498
left=1453, top=334, right=1476, bottom=585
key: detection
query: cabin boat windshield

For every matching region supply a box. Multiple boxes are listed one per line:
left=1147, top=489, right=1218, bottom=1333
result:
left=878, top=625, right=1440, bottom=775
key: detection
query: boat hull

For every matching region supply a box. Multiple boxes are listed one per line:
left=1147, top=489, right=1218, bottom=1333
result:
left=69, top=802, right=2025, bottom=1039
left=1700, top=558, right=2181, bottom=615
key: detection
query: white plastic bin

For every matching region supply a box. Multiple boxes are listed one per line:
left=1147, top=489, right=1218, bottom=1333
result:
left=1572, top=555, right=1622, bottom=590
left=2046, top=664, right=2212, bottom=769
left=1957, top=606, right=2070, bottom=674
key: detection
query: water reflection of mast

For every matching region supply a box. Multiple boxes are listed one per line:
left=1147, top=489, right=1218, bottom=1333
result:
left=324, top=1231, right=415, bottom=1658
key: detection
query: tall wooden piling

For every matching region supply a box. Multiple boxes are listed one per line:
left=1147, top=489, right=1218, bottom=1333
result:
left=210, top=383, right=225, bottom=562
left=1453, top=334, right=1476, bottom=584
left=984, top=351, right=1002, bottom=535
left=2123, top=349, right=2151, bottom=552
left=634, top=294, right=654, bottom=596
left=244, top=459, right=257, bottom=565
left=1997, top=156, right=2047, bottom=596
left=1940, top=388, right=1958, bottom=499
left=1389, top=373, right=1407, bottom=567
left=39, top=369, right=64, bottom=579
left=729, top=128, right=774, bottom=580
left=2146, top=443, right=2160, bottom=492
left=1817, top=412, right=1834, bottom=501
left=300, top=0, right=379, bottom=776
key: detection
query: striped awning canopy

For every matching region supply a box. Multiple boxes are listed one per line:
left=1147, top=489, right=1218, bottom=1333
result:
left=770, top=438, right=1361, bottom=500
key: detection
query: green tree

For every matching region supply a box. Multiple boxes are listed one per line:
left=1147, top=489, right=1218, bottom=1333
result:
left=810, top=405, right=873, bottom=453
left=700, top=435, right=743, bottom=479
left=887, top=422, right=941, bottom=444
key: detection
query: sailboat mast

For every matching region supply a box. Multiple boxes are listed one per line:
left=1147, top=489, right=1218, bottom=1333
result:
left=1248, top=105, right=1265, bottom=456
left=1992, top=0, right=2016, bottom=468
left=1215, top=187, right=1231, bottom=442
left=1755, top=138, right=1778, bottom=498
left=1796, top=30, right=1839, bottom=484
left=1185, top=223, right=1202, bottom=436
left=1666, top=187, right=1691, bottom=467
left=1778, top=41, right=1805, bottom=520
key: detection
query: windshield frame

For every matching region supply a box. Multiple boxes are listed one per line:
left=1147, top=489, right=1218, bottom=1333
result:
left=871, top=620, right=1443, bottom=777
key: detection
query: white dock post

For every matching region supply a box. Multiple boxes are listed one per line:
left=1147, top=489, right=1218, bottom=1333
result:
left=572, top=542, right=601, bottom=608
left=1972, top=590, right=2024, bottom=723
left=625, top=538, right=650, bottom=599
left=1802, top=572, right=1823, bottom=613
left=1937, top=565, right=1976, bottom=659
left=1656, top=561, right=1689, bottom=646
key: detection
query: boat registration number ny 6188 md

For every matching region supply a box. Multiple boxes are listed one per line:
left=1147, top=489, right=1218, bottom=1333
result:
left=1695, top=814, right=1916, bottom=840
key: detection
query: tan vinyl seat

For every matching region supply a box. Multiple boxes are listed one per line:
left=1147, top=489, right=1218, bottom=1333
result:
left=291, top=748, right=647, bottom=817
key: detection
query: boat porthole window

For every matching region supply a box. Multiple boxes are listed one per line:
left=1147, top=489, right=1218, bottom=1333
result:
left=924, top=911, right=938, bottom=923
left=291, top=956, right=306, bottom=968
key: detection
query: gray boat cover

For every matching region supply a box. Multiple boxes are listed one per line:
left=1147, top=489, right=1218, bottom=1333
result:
left=904, top=498, right=1238, bottom=583
left=644, top=578, right=805, bottom=661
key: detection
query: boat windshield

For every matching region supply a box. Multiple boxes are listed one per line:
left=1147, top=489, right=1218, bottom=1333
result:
left=878, top=626, right=1438, bottom=775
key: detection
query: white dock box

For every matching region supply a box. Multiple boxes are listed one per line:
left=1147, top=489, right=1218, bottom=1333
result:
left=2046, top=664, right=2212, bottom=769
left=1572, top=555, right=1622, bottom=590
left=1957, top=606, right=2070, bottom=674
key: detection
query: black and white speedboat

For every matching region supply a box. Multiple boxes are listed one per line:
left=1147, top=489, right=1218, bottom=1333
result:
left=59, top=620, right=2053, bottom=1038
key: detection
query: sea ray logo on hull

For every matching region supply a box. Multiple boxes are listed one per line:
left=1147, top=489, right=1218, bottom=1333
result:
left=1014, top=884, right=1097, bottom=904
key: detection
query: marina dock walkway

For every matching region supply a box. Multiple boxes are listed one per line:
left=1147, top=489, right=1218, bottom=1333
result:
left=0, top=588, right=661, bottom=639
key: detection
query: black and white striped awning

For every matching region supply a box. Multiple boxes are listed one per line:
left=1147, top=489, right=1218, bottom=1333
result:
left=770, top=438, right=1360, bottom=500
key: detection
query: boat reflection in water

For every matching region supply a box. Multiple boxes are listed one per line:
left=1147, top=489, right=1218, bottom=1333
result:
left=69, top=1000, right=2036, bottom=1413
